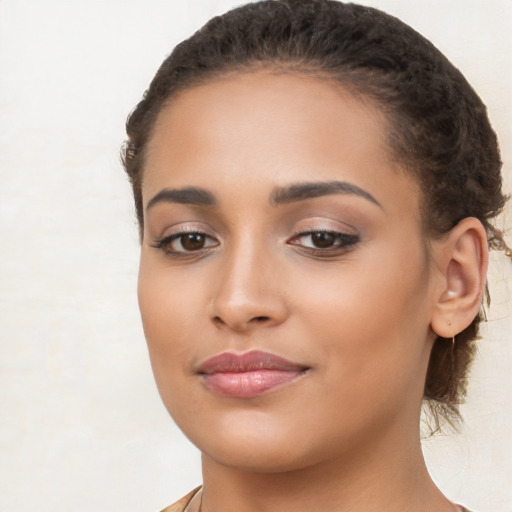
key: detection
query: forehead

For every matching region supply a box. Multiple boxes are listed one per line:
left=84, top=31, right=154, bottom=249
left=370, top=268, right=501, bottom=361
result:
left=143, top=71, right=420, bottom=221
left=148, top=71, right=390, bottom=163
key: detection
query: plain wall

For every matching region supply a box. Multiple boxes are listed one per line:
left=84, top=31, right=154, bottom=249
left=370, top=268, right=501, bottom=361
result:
left=0, top=1, right=510, bottom=511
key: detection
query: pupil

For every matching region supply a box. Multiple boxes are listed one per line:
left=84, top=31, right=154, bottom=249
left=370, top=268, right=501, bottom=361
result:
left=182, top=233, right=205, bottom=250
left=312, top=232, right=335, bottom=248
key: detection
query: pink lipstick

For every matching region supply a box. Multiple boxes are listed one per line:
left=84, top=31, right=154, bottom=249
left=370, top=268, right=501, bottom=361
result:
left=197, top=350, right=308, bottom=398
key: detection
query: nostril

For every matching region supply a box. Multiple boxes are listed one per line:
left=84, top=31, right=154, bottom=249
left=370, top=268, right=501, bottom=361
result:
left=210, top=314, right=274, bottom=330
left=251, top=316, right=271, bottom=323
left=213, top=316, right=225, bottom=327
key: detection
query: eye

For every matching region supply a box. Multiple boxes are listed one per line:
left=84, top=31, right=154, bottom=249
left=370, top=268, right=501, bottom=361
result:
left=306, top=232, right=338, bottom=248
left=152, top=231, right=219, bottom=255
left=288, top=230, right=359, bottom=252
left=176, top=233, right=210, bottom=251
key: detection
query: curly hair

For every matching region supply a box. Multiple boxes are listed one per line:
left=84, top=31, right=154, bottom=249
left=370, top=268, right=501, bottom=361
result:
left=122, top=0, right=509, bottom=427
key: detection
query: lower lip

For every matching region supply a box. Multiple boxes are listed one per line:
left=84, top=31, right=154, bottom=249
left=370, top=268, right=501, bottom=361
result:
left=202, top=369, right=306, bottom=398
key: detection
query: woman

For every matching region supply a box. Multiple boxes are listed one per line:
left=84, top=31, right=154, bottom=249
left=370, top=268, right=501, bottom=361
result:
left=122, top=1, right=510, bottom=511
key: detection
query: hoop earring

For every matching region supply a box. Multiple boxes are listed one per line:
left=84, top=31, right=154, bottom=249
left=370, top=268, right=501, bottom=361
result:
left=447, top=321, right=456, bottom=355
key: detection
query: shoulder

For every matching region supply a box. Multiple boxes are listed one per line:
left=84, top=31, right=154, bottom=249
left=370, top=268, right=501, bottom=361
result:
left=159, top=487, right=201, bottom=512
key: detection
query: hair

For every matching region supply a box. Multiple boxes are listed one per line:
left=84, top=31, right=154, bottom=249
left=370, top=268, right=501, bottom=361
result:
left=122, top=0, right=509, bottom=428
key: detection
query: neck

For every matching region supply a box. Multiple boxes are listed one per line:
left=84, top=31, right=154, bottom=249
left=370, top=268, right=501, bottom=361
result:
left=198, top=421, right=455, bottom=512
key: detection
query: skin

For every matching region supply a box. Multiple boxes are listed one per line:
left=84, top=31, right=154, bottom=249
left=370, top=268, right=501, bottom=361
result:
left=138, top=71, right=487, bottom=512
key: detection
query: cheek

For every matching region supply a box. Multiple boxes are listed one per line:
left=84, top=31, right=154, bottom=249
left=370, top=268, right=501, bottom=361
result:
left=295, top=240, right=432, bottom=384
left=137, top=255, right=204, bottom=391
left=138, top=249, right=206, bottom=332
left=301, top=244, right=428, bottom=326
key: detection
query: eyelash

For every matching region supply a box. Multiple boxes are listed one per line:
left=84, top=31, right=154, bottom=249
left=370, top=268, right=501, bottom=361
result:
left=151, top=231, right=219, bottom=257
left=288, top=230, right=360, bottom=256
left=151, top=229, right=360, bottom=258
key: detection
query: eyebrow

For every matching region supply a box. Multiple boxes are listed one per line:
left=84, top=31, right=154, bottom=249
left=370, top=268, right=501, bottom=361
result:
left=146, top=180, right=382, bottom=211
left=270, top=181, right=382, bottom=209
left=146, top=186, right=217, bottom=210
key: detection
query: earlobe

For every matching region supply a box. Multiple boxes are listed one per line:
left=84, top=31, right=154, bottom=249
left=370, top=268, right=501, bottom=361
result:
left=430, top=217, right=488, bottom=338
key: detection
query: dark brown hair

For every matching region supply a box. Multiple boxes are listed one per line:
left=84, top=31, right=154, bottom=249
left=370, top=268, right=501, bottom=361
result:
left=122, top=0, right=509, bottom=427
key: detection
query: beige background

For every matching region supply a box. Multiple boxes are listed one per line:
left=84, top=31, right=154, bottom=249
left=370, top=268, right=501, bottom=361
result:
left=0, top=1, right=510, bottom=511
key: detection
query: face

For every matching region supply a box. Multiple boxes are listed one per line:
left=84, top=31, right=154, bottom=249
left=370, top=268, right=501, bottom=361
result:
left=138, top=71, right=438, bottom=473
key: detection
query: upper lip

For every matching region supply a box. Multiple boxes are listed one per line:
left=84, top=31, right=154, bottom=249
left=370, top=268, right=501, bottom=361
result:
left=197, top=350, right=308, bottom=375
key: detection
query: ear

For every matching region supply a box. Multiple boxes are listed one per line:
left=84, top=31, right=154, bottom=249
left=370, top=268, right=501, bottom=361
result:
left=430, top=217, right=488, bottom=338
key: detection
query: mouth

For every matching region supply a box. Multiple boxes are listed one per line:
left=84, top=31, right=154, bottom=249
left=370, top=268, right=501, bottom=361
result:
left=196, top=350, right=310, bottom=398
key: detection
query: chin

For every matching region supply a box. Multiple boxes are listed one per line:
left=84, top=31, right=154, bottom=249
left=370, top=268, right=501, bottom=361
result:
left=173, top=407, right=338, bottom=474
left=203, top=439, right=317, bottom=474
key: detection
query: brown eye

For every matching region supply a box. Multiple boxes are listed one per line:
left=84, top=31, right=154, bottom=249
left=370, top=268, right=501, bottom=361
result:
left=152, top=231, right=219, bottom=255
left=180, top=233, right=206, bottom=251
left=311, top=232, right=336, bottom=248
left=288, top=230, right=360, bottom=254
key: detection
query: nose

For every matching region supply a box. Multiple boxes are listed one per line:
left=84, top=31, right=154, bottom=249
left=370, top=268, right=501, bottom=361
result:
left=210, top=241, right=288, bottom=333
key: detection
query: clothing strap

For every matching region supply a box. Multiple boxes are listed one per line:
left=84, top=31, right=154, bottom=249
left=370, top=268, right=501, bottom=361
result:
left=159, top=487, right=201, bottom=512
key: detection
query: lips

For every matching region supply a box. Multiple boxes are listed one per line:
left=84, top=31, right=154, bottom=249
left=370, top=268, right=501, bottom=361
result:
left=197, top=350, right=309, bottom=398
